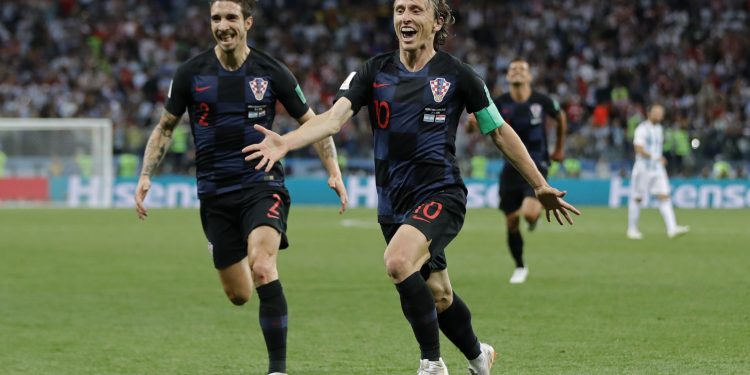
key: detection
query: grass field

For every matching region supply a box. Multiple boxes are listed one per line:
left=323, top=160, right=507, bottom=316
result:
left=1, top=207, right=748, bottom=374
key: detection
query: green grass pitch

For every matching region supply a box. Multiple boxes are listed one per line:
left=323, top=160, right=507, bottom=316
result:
left=1, top=207, right=748, bottom=374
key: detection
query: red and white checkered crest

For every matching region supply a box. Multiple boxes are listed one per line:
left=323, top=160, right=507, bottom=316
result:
left=249, top=78, right=268, bottom=101
left=430, top=77, right=451, bottom=103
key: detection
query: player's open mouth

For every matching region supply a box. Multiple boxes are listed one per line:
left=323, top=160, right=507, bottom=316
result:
left=400, top=27, right=417, bottom=41
left=218, top=33, right=235, bottom=43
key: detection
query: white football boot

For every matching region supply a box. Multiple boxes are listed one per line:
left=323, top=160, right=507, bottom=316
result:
left=626, top=228, right=644, bottom=240
left=468, top=343, right=497, bottom=375
left=417, top=358, right=449, bottom=375
left=668, top=225, right=690, bottom=239
left=509, top=267, right=529, bottom=284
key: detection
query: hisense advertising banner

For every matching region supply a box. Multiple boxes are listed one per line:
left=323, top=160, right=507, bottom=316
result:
left=36, top=176, right=750, bottom=209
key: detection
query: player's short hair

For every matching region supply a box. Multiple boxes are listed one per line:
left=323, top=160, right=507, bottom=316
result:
left=209, top=0, right=256, bottom=18
left=429, top=0, right=455, bottom=49
left=510, top=57, right=529, bottom=65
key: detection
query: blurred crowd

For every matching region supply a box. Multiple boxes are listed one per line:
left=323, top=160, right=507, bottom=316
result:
left=1, top=0, right=748, bottom=178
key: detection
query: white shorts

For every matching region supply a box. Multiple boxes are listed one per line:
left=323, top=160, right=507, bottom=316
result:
left=631, top=165, right=670, bottom=199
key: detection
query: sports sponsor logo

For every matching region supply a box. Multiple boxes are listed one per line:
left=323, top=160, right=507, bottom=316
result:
left=430, top=77, right=450, bottom=103
left=249, top=78, right=268, bottom=101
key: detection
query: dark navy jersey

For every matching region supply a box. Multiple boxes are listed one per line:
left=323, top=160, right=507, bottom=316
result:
left=165, top=47, right=309, bottom=198
left=495, top=92, right=560, bottom=187
left=336, top=50, right=504, bottom=223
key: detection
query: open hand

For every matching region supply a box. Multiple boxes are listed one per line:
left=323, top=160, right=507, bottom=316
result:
left=534, top=185, right=581, bottom=225
left=242, top=125, right=289, bottom=172
left=328, top=174, right=348, bottom=214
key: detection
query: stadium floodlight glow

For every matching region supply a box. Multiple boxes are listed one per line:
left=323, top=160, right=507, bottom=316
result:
left=0, top=118, right=113, bottom=208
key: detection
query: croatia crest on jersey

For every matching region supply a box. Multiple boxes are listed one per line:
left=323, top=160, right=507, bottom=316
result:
left=430, top=78, right=450, bottom=103
left=249, top=78, right=268, bottom=101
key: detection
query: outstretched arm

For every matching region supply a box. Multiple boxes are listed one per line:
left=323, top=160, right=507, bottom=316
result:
left=550, top=110, right=567, bottom=162
left=134, top=110, right=181, bottom=220
left=488, top=124, right=580, bottom=224
left=243, top=97, right=355, bottom=172
left=296, top=109, right=348, bottom=214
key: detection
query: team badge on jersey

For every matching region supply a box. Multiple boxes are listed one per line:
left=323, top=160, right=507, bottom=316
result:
left=430, top=78, right=451, bottom=103
left=249, top=78, right=269, bottom=101
left=530, top=103, right=543, bottom=125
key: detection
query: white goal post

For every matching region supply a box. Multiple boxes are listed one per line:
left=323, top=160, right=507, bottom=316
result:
left=0, top=118, right=113, bottom=208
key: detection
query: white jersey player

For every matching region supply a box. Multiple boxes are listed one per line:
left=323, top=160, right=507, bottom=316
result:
left=627, top=105, right=689, bottom=239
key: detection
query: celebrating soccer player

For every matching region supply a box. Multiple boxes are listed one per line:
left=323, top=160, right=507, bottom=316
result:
left=134, top=1, right=347, bottom=374
left=244, top=0, right=579, bottom=374
left=469, top=59, right=568, bottom=284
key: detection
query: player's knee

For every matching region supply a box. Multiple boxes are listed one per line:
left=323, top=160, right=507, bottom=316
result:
left=523, top=212, right=539, bottom=224
left=384, top=254, right=410, bottom=281
left=250, top=260, right=275, bottom=285
left=225, top=289, right=250, bottom=306
left=506, top=216, right=520, bottom=231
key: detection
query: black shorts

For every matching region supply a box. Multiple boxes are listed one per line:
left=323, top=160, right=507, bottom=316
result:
left=499, top=166, right=547, bottom=214
left=199, top=185, right=291, bottom=269
left=380, top=190, right=466, bottom=280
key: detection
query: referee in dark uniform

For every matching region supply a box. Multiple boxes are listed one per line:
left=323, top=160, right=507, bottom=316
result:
left=134, top=1, right=347, bottom=374
left=492, top=59, right=567, bottom=284
left=244, top=2, right=579, bottom=373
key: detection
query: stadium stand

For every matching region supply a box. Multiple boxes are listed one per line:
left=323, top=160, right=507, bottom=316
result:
left=1, top=0, right=748, bottom=178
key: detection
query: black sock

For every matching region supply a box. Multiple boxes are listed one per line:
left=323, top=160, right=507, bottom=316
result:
left=395, top=272, right=440, bottom=361
left=438, top=292, right=481, bottom=360
left=256, top=280, right=287, bottom=374
left=507, top=230, right=524, bottom=268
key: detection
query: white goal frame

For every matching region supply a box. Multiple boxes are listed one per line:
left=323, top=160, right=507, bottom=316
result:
left=0, top=118, right=113, bottom=208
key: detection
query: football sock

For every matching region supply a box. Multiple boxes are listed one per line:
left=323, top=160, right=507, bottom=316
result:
left=507, top=230, right=524, bottom=268
left=395, top=272, right=440, bottom=361
left=437, top=292, right=481, bottom=360
left=628, top=197, right=640, bottom=230
left=256, top=280, right=287, bottom=374
left=658, top=199, right=677, bottom=233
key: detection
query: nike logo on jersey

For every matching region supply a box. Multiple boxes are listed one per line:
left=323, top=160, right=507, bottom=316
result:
left=195, top=86, right=211, bottom=92
left=373, top=82, right=390, bottom=88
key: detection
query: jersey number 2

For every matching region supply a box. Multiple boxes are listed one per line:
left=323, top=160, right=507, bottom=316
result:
left=198, top=102, right=210, bottom=126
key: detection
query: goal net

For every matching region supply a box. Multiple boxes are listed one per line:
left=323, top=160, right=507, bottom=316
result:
left=0, top=118, right=113, bottom=208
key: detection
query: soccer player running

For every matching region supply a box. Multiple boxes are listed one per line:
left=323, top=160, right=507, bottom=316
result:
left=133, top=1, right=347, bottom=374
left=627, top=104, right=689, bottom=240
left=474, top=59, right=568, bottom=284
left=244, top=0, right=579, bottom=374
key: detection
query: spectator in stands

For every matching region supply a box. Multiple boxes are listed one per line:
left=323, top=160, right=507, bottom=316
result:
left=1, top=0, right=748, bottom=177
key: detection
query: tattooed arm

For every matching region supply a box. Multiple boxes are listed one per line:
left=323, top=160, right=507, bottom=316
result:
left=297, top=109, right=348, bottom=214
left=134, top=110, right=181, bottom=220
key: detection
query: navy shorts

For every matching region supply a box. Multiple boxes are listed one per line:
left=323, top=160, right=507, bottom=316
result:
left=380, top=190, right=466, bottom=280
left=499, top=166, right=547, bottom=214
left=199, top=185, right=290, bottom=269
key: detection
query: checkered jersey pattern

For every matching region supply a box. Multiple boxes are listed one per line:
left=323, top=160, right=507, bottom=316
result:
left=495, top=92, right=559, bottom=187
left=166, top=47, right=308, bottom=198
left=337, top=51, right=494, bottom=223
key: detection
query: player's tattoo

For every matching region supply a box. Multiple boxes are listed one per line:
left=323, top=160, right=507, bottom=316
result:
left=311, top=136, right=340, bottom=177
left=314, top=137, right=337, bottom=161
left=141, top=110, right=180, bottom=177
